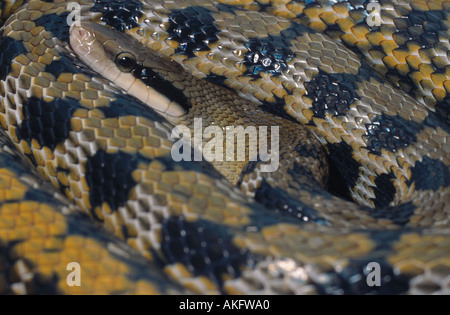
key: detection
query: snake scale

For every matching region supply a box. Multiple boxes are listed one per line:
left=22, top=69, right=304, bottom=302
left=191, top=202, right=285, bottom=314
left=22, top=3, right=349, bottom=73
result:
left=0, top=0, right=449, bottom=295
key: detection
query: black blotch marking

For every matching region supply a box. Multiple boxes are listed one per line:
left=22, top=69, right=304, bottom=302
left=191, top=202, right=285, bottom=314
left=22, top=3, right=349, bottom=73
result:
left=91, top=0, right=143, bottom=32
left=0, top=36, right=27, bottom=80
left=304, top=70, right=360, bottom=119
left=314, top=230, right=410, bottom=295
left=204, top=73, right=231, bottom=90
left=243, top=23, right=311, bottom=78
left=357, top=60, right=386, bottom=84
left=0, top=1, right=6, bottom=15
left=394, top=9, right=447, bottom=50
left=327, top=162, right=353, bottom=202
left=0, top=147, right=28, bottom=173
left=243, top=34, right=294, bottom=78
left=315, top=259, right=410, bottom=295
left=214, top=3, right=238, bottom=14
left=435, top=97, right=449, bottom=123
left=365, top=113, right=420, bottom=155
left=43, top=53, right=94, bottom=78
left=34, top=12, right=70, bottom=43
left=237, top=160, right=259, bottom=181
left=0, top=0, right=16, bottom=27
left=370, top=230, right=403, bottom=251
left=385, top=66, right=418, bottom=95
left=161, top=216, right=253, bottom=291
left=130, top=64, right=190, bottom=111
left=0, top=241, right=59, bottom=294
left=327, top=142, right=361, bottom=197
left=423, top=110, right=450, bottom=134
left=167, top=6, right=220, bottom=58
left=253, top=178, right=329, bottom=225
left=256, top=3, right=272, bottom=12
left=0, top=241, right=20, bottom=295
left=294, top=140, right=324, bottom=161
left=237, top=157, right=330, bottom=225
left=85, top=150, right=140, bottom=214
left=18, top=97, right=83, bottom=151
left=288, top=162, right=327, bottom=199
left=365, top=202, right=416, bottom=227
left=259, top=95, right=298, bottom=123
left=407, top=156, right=450, bottom=191
left=372, top=172, right=396, bottom=208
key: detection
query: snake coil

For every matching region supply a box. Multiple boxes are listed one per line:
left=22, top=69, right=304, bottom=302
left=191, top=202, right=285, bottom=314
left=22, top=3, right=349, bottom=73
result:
left=0, top=0, right=449, bottom=295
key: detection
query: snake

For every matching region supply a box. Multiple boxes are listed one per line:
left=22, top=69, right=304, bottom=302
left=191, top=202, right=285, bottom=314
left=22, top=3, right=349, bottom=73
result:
left=0, top=0, right=449, bottom=295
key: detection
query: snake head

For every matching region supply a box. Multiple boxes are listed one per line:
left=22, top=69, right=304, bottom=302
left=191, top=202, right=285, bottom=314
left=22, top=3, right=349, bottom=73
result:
left=69, top=22, right=187, bottom=118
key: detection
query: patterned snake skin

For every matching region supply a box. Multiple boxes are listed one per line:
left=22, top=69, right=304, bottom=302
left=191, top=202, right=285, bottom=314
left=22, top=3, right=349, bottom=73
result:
left=0, top=0, right=449, bottom=294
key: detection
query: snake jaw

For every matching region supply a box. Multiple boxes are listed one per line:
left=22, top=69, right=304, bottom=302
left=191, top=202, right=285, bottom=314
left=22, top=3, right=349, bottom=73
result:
left=69, top=22, right=187, bottom=118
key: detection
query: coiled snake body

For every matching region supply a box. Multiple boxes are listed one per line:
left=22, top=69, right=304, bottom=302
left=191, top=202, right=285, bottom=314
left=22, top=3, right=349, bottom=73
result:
left=0, top=0, right=449, bottom=294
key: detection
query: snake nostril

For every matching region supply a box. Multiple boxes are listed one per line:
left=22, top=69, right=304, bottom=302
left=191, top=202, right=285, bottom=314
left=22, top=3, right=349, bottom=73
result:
left=74, top=27, right=88, bottom=41
left=78, top=29, right=86, bottom=39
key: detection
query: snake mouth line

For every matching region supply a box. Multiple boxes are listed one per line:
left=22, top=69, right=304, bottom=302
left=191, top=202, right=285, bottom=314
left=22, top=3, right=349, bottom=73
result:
left=69, top=22, right=188, bottom=118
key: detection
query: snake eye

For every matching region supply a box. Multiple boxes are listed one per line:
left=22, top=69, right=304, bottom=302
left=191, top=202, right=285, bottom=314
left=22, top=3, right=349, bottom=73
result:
left=115, top=52, right=136, bottom=72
